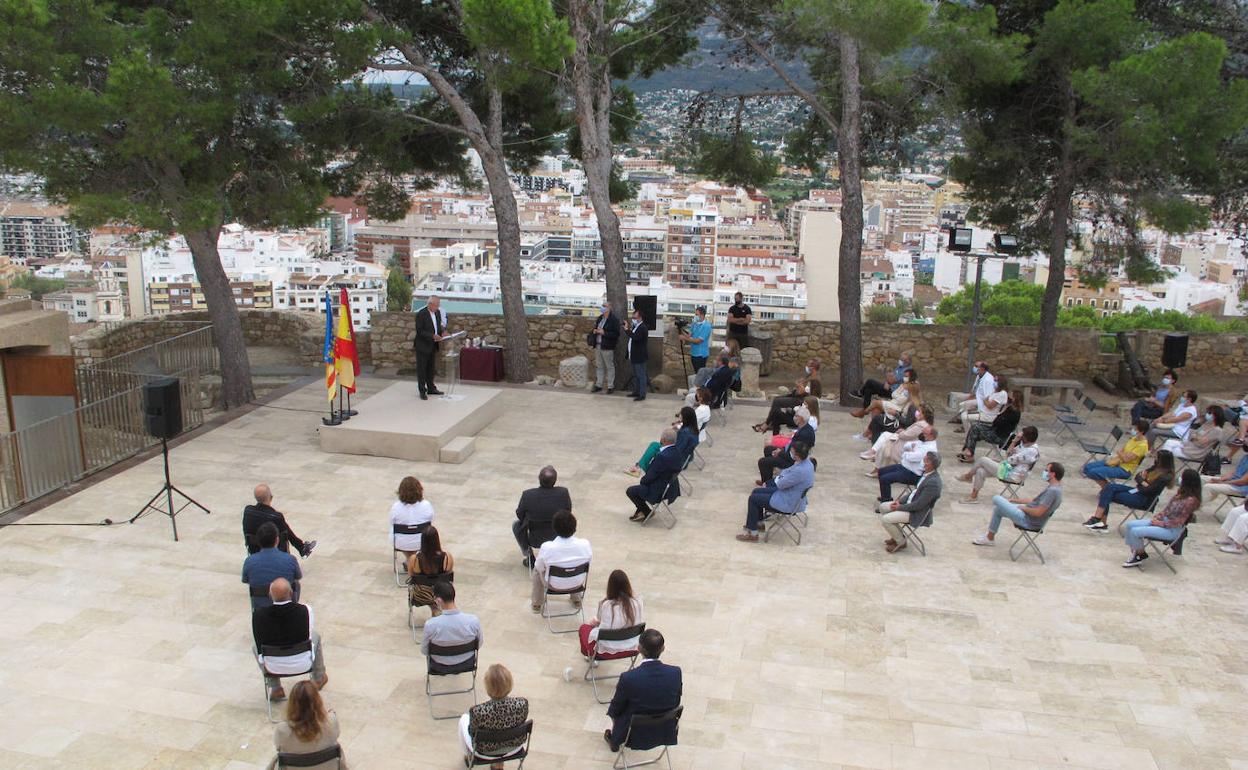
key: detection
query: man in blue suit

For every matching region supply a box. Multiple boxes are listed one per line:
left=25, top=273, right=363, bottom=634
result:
left=625, top=308, right=650, bottom=401
left=605, top=628, right=682, bottom=752
left=738, top=441, right=815, bottom=543
left=626, top=428, right=683, bottom=522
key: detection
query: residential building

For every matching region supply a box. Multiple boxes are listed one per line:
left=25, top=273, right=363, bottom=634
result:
left=149, top=280, right=274, bottom=314
left=1061, top=276, right=1123, bottom=317
left=0, top=200, right=90, bottom=262
left=664, top=206, right=717, bottom=290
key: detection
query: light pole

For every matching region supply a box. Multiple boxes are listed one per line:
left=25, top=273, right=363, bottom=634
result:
left=948, top=229, right=1018, bottom=391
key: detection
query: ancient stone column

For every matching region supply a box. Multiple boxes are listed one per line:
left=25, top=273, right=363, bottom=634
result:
left=738, top=346, right=764, bottom=398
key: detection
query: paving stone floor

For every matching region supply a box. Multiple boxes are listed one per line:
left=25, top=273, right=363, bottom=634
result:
left=0, top=376, right=1245, bottom=769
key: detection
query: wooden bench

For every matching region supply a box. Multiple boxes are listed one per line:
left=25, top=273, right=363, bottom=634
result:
left=1011, top=377, right=1083, bottom=407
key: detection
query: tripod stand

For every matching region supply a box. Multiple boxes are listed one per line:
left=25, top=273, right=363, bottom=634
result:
left=129, top=438, right=210, bottom=541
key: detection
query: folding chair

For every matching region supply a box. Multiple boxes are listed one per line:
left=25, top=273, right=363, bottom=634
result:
left=425, top=637, right=480, bottom=720
left=1079, top=425, right=1123, bottom=466
left=258, top=639, right=316, bottom=722
left=1051, top=388, right=1084, bottom=416
left=898, top=506, right=935, bottom=556
left=465, top=720, right=534, bottom=768
left=392, top=522, right=429, bottom=587
left=676, top=453, right=696, bottom=498
left=1115, top=494, right=1160, bottom=535
left=711, top=387, right=731, bottom=426
left=761, top=487, right=811, bottom=545
left=999, top=469, right=1030, bottom=499
left=1142, top=525, right=1188, bottom=574
left=525, top=521, right=556, bottom=575
left=1176, top=440, right=1222, bottom=472
left=642, top=478, right=680, bottom=529
left=407, top=571, right=454, bottom=641
left=1008, top=520, right=1050, bottom=564
left=540, top=562, right=589, bottom=634
left=986, top=432, right=1016, bottom=461
left=583, top=623, right=646, bottom=703
left=1213, top=492, right=1245, bottom=523
left=613, top=705, right=684, bottom=770
left=277, top=744, right=344, bottom=768
left=1053, top=397, right=1097, bottom=445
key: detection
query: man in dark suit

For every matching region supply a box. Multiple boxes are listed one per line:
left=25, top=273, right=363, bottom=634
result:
left=605, top=628, right=682, bottom=752
left=591, top=300, right=621, bottom=393
left=757, top=412, right=816, bottom=485
left=242, top=483, right=315, bottom=557
left=878, top=451, right=942, bottom=553
left=626, top=428, right=683, bottom=522
left=625, top=308, right=649, bottom=401
left=413, top=295, right=448, bottom=400
left=512, top=465, right=573, bottom=567
left=252, top=578, right=327, bottom=700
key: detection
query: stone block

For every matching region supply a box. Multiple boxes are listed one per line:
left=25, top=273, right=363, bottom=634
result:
left=559, top=355, right=589, bottom=388
left=651, top=373, right=674, bottom=394
left=439, top=436, right=476, bottom=464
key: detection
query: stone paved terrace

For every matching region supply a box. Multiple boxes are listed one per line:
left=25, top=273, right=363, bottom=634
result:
left=1, top=377, right=1246, bottom=770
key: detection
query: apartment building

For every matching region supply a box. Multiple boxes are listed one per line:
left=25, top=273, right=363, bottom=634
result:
left=664, top=207, right=717, bottom=290
left=0, top=200, right=90, bottom=262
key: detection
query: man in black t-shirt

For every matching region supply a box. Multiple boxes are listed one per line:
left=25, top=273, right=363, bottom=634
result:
left=726, top=292, right=752, bottom=348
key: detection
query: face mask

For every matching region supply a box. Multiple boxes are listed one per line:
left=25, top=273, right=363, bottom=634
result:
left=1130, top=429, right=1139, bottom=438
left=1042, top=470, right=1051, bottom=481
left=972, top=366, right=979, bottom=376
left=804, top=366, right=811, bottom=375
left=1206, top=413, right=1215, bottom=422
left=1239, top=400, right=1246, bottom=410
left=898, top=359, right=905, bottom=367
left=601, top=306, right=608, bottom=313
left=904, top=375, right=912, bottom=383
left=1162, top=377, right=1173, bottom=385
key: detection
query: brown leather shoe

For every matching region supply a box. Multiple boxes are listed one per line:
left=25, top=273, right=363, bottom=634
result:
left=268, top=686, right=286, bottom=701
left=886, top=541, right=907, bottom=553
left=313, top=673, right=328, bottom=691
left=884, top=538, right=897, bottom=547
left=735, top=532, right=760, bottom=543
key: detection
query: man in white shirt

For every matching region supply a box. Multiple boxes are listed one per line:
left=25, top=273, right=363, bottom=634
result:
left=950, top=361, right=995, bottom=421
left=876, top=427, right=938, bottom=502
left=530, top=510, right=593, bottom=612
left=959, top=378, right=1009, bottom=434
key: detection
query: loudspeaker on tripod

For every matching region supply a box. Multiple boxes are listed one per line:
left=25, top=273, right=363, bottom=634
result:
left=1161, top=333, right=1188, bottom=369
left=633, top=295, right=658, bottom=331
left=143, top=376, right=183, bottom=439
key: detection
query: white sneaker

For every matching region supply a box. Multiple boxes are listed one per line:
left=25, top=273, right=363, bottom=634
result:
left=1214, top=537, right=1233, bottom=545
left=1219, top=543, right=1244, bottom=554
left=971, top=533, right=994, bottom=546
left=852, top=434, right=869, bottom=442
left=859, top=451, right=874, bottom=461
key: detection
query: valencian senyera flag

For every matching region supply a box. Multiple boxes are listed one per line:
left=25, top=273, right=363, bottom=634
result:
left=334, top=286, right=357, bottom=394
left=322, top=291, right=337, bottom=401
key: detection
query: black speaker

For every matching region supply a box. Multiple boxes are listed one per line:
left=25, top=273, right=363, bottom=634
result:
left=1161, top=333, right=1188, bottom=369
left=633, top=295, right=658, bottom=331
left=143, top=376, right=183, bottom=439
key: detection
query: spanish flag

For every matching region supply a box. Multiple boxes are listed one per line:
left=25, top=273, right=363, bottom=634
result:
left=334, top=287, right=357, bottom=394
left=321, top=291, right=336, bottom=401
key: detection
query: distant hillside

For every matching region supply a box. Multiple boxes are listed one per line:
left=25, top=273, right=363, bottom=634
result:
left=624, top=24, right=811, bottom=94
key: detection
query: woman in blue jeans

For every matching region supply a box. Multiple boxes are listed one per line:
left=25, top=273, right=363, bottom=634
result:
left=1122, top=469, right=1201, bottom=567
left=1082, top=419, right=1150, bottom=485
left=1081, top=451, right=1175, bottom=532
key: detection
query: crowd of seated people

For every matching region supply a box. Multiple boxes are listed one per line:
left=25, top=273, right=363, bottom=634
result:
left=758, top=408, right=817, bottom=485
left=1081, top=450, right=1175, bottom=531
left=955, top=391, right=1022, bottom=462
left=1083, top=420, right=1150, bottom=484
left=1129, top=368, right=1179, bottom=423
left=1144, top=389, right=1199, bottom=449
left=625, top=428, right=688, bottom=522
left=956, top=426, right=1040, bottom=504
left=1159, top=405, right=1225, bottom=463
left=738, top=441, right=815, bottom=543
left=850, top=368, right=921, bottom=429
left=850, top=352, right=912, bottom=407
left=752, top=359, right=822, bottom=434
left=955, top=375, right=1009, bottom=435
left=875, top=426, right=939, bottom=502
left=861, top=404, right=934, bottom=472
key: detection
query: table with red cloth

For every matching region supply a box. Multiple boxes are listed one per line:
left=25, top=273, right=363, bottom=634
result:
left=459, top=346, right=505, bottom=382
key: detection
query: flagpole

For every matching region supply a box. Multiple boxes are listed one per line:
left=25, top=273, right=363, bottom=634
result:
left=337, top=383, right=349, bottom=421
left=320, top=289, right=343, bottom=427
left=344, top=388, right=357, bottom=417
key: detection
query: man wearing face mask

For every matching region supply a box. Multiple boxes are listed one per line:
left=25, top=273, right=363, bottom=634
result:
left=625, top=308, right=650, bottom=401
left=851, top=352, right=912, bottom=407
left=679, top=305, right=713, bottom=373
left=971, top=462, right=1064, bottom=546
left=950, top=361, right=995, bottom=423
left=1130, top=368, right=1179, bottom=423
left=590, top=299, right=621, bottom=394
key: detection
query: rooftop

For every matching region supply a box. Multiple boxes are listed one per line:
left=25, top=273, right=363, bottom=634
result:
left=0, top=378, right=1245, bottom=768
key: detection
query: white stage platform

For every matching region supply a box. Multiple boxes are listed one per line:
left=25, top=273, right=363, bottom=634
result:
left=318, top=381, right=503, bottom=463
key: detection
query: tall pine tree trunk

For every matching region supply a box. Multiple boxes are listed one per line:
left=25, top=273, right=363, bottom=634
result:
left=1034, top=102, right=1077, bottom=379
left=569, top=0, right=628, bottom=386
left=836, top=36, right=865, bottom=402
left=183, top=226, right=255, bottom=408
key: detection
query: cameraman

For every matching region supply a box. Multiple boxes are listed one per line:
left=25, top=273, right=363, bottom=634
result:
left=679, top=305, right=713, bottom=372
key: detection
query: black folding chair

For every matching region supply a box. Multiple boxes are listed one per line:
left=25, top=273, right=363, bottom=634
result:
left=258, top=639, right=315, bottom=722
left=1079, top=425, right=1123, bottom=466
left=898, top=506, right=936, bottom=556
left=642, top=477, right=680, bottom=529
left=540, top=562, right=590, bottom=634
left=1116, top=494, right=1161, bottom=535
left=277, top=744, right=343, bottom=768
left=583, top=623, right=646, bottom=703
left=1142, top=525, right=1188, bottom=574
left=464, top=720, right=534, bottom=768
left=1008, top=519, right=1051, bottom=564
left=392, top=522, right=429, bottom=586
left=761, top=487, right=811, bottom=545
left=406, top=570, right=454, bottom=641
left=425, top=637, right=480, bottom=720
left=613, top=706, right=684, bottom=770
left=1053, top=397, right=1097, bottom=445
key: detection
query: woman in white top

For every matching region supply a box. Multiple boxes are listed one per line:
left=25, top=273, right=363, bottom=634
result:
left=578, top=569, right=644, bottom=656
left=390, top=476, right=434, bottom=557
left=693, top=387, right=713, bottom=444
left=862, top=404, right=934, bottom=473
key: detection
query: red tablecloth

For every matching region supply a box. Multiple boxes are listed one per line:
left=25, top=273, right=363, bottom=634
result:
left=459, top=346, right=505, bottom=382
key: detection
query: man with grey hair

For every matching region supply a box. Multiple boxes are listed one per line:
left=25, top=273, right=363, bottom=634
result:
left=590, top=299, right=621, bottom=393
left=414, top=294, right=449, bottom=400
left=625, top=428, right=683, bottom=522
left=512, top=465, right=572, bottom=567
left=877, top=451, right=942, bottom=553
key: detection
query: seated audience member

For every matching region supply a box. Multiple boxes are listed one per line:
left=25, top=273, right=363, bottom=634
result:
left=970, top=462, right=1064, bottom=546
left=705, top=353, right=736, bottom=402
left=422, top=581, right=482, bottom=667
left=752, top=359, right=822, bottom=434
left=253, top=578, right=327, bottom=701
left=956, top=391, right=1022, bottom=462
left=580, top=569, right=644, bottom=657
left=863, top=405, right=934, bottom=472
left=864, top=401, right=912, bottom=444
left=604, top=629, right=682, bottom=753
left=1223, top=394, right=1248, bottom=459
left=877, top=451, right=941, bottom=553
left=949, top=361, right=996, bottom=421
left=627, top=410, right=697, bottom=478
left=1130, top=369, right=1178, bottom=423
left=851, top=352, right=912, bottom=407
left=268, top=680, right=345, bottom=770
left=1122, top=469, right=1201, bottom=567
left=956, top=426, right=1040, bottom=503
left=876, top=427, right=938, bottom=502
left=1214, top=501, right=1248, bottom=554
left=1202, top=452, right=1248, bottom=503
left=1081, top=450, right=1175, bottom=531
left=850, top=369, right=920, bottom=424
left=244, top=483, right=316, bottom=557
left=530, top=510, right=592, bottom=613
left=738, top=441, right=815, bottom=542
left=693, top=388, right=712, bottom=442
left=1160, top=407, right=1225, bottom=462
left=408, top=525, right=454, bottom=618
left=758, top=411, right=816, bottom=485
left=1082, top=419, right=1150, bottom=485
left=625, top=429, right=684, bottom=522
left=512, top=466, right=571, bottom=567
left=770, top=396, right=820, bottom=448
left=243, top=522, right=302, bottom=609
left=1145, top=390, right=1199, bottom=449
left=390, top=476, right=433, bottom=559
left=459, top=664, right=529, bottom=770
left=956, top=376, right=1009, bottom=434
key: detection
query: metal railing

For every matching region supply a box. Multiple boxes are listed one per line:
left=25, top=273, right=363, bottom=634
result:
left=0, top=368, right=204, bottom=514
left=76, top=326, right=218, bottom=404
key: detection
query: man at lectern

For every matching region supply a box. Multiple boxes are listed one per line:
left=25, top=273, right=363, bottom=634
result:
left=414, top=295, right=450, bottom=401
